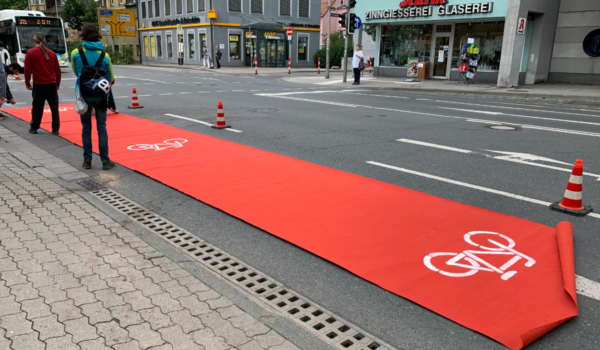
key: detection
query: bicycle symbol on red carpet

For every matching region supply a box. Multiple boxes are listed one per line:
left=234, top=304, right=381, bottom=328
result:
left=424, top=231, right=536, bottom=280
left=127, top=139, right=188, bottom=151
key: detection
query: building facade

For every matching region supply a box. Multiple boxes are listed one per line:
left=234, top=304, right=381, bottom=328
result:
left=353, top=0, right=600, bottom=86
left=137, top=0, right=321, bottom=67
left=99, top=0, right=142, bottom=63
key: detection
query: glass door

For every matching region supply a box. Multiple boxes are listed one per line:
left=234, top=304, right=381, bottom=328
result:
left=432, top=36, right=450, bottom=78
left=277, top=39, right=287, bottom=67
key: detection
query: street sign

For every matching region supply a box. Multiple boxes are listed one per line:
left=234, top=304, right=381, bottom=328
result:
left=355, top=16, right=362, bottom=29
left=98, top=9, right=136, bottom=37
left=207, top=10, right=217, bottom=19
left=177, top=24, right=183, bottom=35
left=287, top=28, right=293, bottom=41
left=517, top=17, right=527, bottom=35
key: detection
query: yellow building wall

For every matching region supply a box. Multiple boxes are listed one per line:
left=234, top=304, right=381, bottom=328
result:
left=100, top=2, right=141, bottom=62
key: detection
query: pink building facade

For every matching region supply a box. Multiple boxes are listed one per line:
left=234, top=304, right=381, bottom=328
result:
left=320, top=0, right=346, bottom=45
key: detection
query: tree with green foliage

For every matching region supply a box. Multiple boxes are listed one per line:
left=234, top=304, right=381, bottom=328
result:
left=61, top=0, right=98, bottom=32
left=0, top=0, right=28, bottom=10
left=313, top=30, right=353, bottom=68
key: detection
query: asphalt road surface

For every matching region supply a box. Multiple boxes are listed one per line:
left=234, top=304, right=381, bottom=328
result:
left=3, top=65, right=600, bottom=350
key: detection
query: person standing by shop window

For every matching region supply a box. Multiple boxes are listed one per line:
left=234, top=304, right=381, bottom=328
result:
left=25, top=32, right=62, bottom=134
left=352, top=45, right=364, bottom=85
left=215, top=45, right=222, bottom=69
left=203, top=45, right=212, bottom=68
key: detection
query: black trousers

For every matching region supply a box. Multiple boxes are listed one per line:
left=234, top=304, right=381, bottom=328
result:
left=216, top=58, right=221, bottom=68
left=353, top=68, right=361, bottom=84
left=107, top=89, right=116, bottom=111
left=30, top=83, right=60, bottom=132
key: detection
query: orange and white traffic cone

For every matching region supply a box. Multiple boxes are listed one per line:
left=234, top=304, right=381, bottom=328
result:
left=318, top=57, right=321, bottom=74
left=14, top=70, right=21, bottom=81
left=127, top=87, right=143, bottom=109
left=550, top=159, right=592, bottom=216
left=211, top=101, right=231, bottom=129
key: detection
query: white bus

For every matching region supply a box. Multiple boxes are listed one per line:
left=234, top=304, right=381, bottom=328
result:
left=0, top=10, right=69, bottom=69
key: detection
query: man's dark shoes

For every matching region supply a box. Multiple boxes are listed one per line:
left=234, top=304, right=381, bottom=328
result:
left=82, top=160, right=91, bottom=169
left=29, top=129, right=37, bottom=134
left=102, top=161, right=115, bottom=170
left=52, top=130, right=59, bottom=135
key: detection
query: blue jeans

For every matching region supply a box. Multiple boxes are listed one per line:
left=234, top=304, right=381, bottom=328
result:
left=80, top=101, right=110, bottom=162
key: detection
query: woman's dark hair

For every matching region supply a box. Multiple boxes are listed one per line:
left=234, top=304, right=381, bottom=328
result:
left=9, top=63, right=21, bottom=73
left=81, top=24, right=102, bottom=41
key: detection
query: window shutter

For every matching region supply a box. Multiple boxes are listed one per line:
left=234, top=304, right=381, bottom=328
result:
left=228, top=0, right=241, bottom=12
left=280, top=0, right=290, bottom=16
left=251, top=0, right=262, bottom=14
left=165, top=0, right=170, bottom=16
left=198, top=0, right=205, bottom=12
left=148, top=0, right=153, bottom=17
left=299, top=0, right=309, bottom=18
left=177, top=0, right=182, bottom=14
left=187, top=0, right=193, bottom=13
left=155, top=0, right=160, bottom=17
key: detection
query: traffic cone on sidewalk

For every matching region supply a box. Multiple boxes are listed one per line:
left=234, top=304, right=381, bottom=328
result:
left=550, top=159, right=592, bottom=216
left=14, top=70, right=21, bottom=81
left=211, top=101, right=231, bottom=129
left=127, top=87, right=143, bottom=109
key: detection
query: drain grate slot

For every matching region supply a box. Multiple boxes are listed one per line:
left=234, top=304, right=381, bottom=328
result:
left=89, top=189, right=395, bottom=350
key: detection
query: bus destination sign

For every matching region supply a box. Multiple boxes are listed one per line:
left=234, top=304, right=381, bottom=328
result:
left=17, top=17, right=61, bottom=27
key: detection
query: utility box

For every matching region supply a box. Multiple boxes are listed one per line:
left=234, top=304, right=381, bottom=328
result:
left=417, top=62, right=431, bottom=80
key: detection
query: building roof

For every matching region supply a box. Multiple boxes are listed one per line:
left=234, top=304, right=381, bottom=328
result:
left=321, top=0, right=329, bottom=17
left=124, top=0, right=137, bottom=6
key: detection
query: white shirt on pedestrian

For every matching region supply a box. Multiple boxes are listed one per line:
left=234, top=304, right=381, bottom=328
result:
left=352, top=50, right=364, bottom=68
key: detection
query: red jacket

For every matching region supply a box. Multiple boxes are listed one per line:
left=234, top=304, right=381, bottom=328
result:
left=24, top=46, right=61, bottom=89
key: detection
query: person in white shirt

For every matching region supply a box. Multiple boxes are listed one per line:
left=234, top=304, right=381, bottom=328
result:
left=202, top=46, right=212, bottom=68
left=352, top=45, right=364, bottom=85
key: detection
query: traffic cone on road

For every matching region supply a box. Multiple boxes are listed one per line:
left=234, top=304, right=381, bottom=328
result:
left=14, top=70, right=21, bottom=81
left=211, top=101, right=231, bottom=129
left=550, top=159, right=592, bottom=216
left=127, top=87, right=143, bottom=109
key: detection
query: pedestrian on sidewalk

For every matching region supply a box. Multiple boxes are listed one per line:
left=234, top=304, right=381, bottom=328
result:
left=215, top=45, right=222, bottom=69
left=0, top=59, right=6, bottom=108
left=203, top=46, right=212, bottom=68
left=71, top=23, right=116, bottom=171
left=352, top=45, right=364, bottom=85
left=24, top=32, right=62, bottom=134
left=3, top=63, right=21, bottom=105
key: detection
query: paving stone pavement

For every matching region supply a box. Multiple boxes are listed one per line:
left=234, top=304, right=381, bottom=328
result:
left=0, top=126, right=302, bottom=349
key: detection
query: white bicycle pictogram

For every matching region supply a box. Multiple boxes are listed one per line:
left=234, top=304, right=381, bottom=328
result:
left=424, top=231, right=536, bottom=281
left=31, top=107, right=74, bottom=113
left=127, top=138, right=188, bottom=151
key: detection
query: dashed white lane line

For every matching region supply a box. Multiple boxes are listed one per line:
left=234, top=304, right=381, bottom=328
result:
left=179, top=92, right=191, bottom=94
left=159, top=93, right=172, bottom=96
left=441, top=107, right=600, bottom=127
left=138, top=95, right=151, bottom=97
left=145, top=83, right=156, bottom=85
left=577, top=275, right=600, bottom=300
left=398, top=139, right=472, bottom=153
left=366, top=161, right=600, bottom=221
left=436, top=100, right=600, bottom=118
left=114, top=96, right=129, bottom=99
left=464, top=119, right=600, bottom=138
left=231, top=90, right=244, bottom=92
left=164, top=113, right=243, bottom=133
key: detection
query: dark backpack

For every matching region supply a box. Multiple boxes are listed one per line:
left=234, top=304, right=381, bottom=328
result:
left=78, top=47, right=110, bottom=98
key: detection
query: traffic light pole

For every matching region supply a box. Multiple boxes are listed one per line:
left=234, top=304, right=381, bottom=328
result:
left=325, top=0, right=331, bottom=79
left=342, top=9, right=349, bottom=83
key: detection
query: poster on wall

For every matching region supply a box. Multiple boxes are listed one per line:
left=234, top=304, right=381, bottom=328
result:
left=150, top=37, right=156, bottom=58
left=407, top=57, right=418, bottom=77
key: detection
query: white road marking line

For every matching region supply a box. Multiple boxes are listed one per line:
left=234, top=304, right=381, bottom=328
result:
left=217, top=90, right=228, bottom=92
left=15, top=102, right=26, bottom=105
left=436, top=100, right=600, bottom=118
left=464, top=119, right=600, bottom=137
left=231, top=90, right=244, bottom=92
left=114, top=96, right=129, bottom=99
left=366, top=161, right=600, bottom=221
left=415, top=98, right=431, bottom=101
left=164, top=113, right=213, bottom=126
left=198, top=91, right=210, bottom=93
left=179, top=92, right=191, bottom=94
left=344, top=92, right=408, bottom=99
left=577, top=275, right=600, bottom=300
left=127, top=83, right=135, bottom=85
left=138, top=95, right=151, bottom=97
left=226, top=128, right=243, bottom=133
left=441, top=107, right=600, bottom=127
left=62, top=99, right=75, bottom=102
left=250, top=90, right=261, bottom=91
left=159, top=93, right=172, bottom=96
left=397, top=139, right=600, bottom=180
left=260, top=95, right=357, bottom=107
left=145, top=83, right=156, bottom=85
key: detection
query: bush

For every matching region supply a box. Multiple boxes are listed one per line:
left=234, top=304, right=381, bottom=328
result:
left=313, top=41, right=353, bottom=68
left=67, top=40, right=82, bottom=58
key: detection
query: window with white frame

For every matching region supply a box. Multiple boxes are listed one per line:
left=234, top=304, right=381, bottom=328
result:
left=187, top=0, right=193, bottom=13
left=148, top=0, right=153, bottom=18
left=142, top=2, right=147, bottom=19
left=176, top=0, right=182, bottom=14
left=155, top=0, right=160, bottom=17
left=198, top=0, right=205, bottom=12
left=251, top=0, right=262, bottom=14
left=165, top=0, right=171, bottom=16
left=298, top=0, right=309, bottom=18
left=30, top=0, right=35, bottom=5
left=280, top=0, right=290, bottom=16
left=229, top=0, right=241, bottom=12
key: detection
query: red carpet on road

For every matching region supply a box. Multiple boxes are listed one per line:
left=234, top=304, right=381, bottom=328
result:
left=4, top=105, right=578, bottom=349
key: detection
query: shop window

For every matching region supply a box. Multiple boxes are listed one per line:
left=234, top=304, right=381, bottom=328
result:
left=187, top=0, right=193, bottom=13
left=436, top=25, right=452, bottom=33
left=452, top=22, right=505, bottom=71
left=177, top=0, right=183, bottom=14
left=157, top=35, right=162, bottom=58
left=251, top=0, right=262, bottom=14
left=280, top=0, right=290, bottom=16
left=583, top=29, right=600, bottom=57
left=165, top=0, right=171, bottom=16
left=148, top=1, right=153, bottom=18
left=144, top=37, right=149, bottom=57
left=229, top=0, right=241, bottom=12
left=167, top=34, right=173, bottom=59
left=229, top=34, right=241, bottom=60
left=198, top=0, right=205, bottom=12
left=188, top=33, right=196, bottom=59
left=297, top=35, right=308, bottom=61
left=155, top=0, right=160, bottom=17
left=200, top=34, right=206, bottom=57
left=30, top=0, right=35, bottom=5
left=299, top=0, right=309, bottom=18
left=379, top=25, right=432, bottom=67
left=142, top=2, right=147, bottom=19
left=150, top=37, right=155, bottom=57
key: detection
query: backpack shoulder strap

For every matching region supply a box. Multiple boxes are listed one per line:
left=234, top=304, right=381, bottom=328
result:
left=78, top=47, right=90, bottom=67
left=94, top=49, right=106, bottom=69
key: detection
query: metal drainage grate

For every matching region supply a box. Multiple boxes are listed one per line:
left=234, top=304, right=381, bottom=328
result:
left=76, top=179, right=106, bottom=191
left=90, top=189, right=395, bottom=350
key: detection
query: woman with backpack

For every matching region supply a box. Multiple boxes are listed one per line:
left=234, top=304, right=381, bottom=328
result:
left=24, top=32, right=62, bottom=134
left=71, top=24, right=115, bottom=171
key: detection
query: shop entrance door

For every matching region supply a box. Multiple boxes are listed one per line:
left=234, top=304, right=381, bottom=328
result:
left=265, top=39, right=287, bottom=67
left=432, top=36, right=451, bottom=78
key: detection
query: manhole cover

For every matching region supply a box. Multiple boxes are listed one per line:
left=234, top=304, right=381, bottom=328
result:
left=484, top=125, right=521, bottom=131
left=249, top=108, right=278, bottom=113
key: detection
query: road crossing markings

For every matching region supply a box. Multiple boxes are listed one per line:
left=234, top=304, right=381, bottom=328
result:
left=366, top=161, right=600, bottom=220
left=396, top=138, right=600, bottom=181
left=164, top=113, right=243, bottom=133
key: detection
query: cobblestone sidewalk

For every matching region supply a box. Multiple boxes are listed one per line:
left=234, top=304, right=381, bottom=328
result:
left=0, top=134, right=301, bottom=349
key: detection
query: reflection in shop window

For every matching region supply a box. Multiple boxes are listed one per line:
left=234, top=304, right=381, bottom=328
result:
left=167, top=34, right=173, bottom=59
left=379, top=25, right=432, bottom=67
left=452, top=22, right=505, bottom=71
left=200, top=34, right=206, bottom=57
left=188, top=33, right=195, bottom=59
left=229, top=34, right=241, bottom=60
left=157, top=35, right=162, bottom=58
left=144, top=37, right=149, bottom=57
left=297, top=36, right=308, bottom=61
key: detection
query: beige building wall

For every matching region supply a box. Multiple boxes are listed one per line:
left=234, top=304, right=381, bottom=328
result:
left=100, top=0, right=141, bottom=63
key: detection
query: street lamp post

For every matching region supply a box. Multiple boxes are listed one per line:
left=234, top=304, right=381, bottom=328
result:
left=325, top=0, right=331, bottom=79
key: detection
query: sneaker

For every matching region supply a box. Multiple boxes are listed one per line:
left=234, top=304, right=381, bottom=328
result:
left=102, top=161, right=115, bottom=170
left=82, top=160, right=91, bottom=169
left=29, top=129, right=37, bottom=134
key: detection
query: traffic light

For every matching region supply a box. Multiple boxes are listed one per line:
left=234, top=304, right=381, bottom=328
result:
left=349, top=0, right=357, bottom=9
left=338, top=14, right=346, bottom=29
left=348, top=13, right=356, bottom=33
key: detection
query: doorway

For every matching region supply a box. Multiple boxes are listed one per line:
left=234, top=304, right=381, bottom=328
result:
left=431, top=24, right=454, bottom=79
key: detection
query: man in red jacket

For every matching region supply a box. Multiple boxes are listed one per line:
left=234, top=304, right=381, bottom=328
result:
left=24, top=32, right=61, bottom=134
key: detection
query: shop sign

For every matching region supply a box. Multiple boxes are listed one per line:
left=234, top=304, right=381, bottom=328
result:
left=365, top=1, right=495, bottom=20
left=151, top=17, right=200, bottom=27
left=245, top=31, right=257, bottom=39
left=229, top=35, right=239, bottom=42
left=264, top=32, right=284, bottom=40
left=516, top=17, right=526, bottom=35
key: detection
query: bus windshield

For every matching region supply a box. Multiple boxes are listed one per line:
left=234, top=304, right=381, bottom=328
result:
left=17, top=26, right=66, bottom=54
